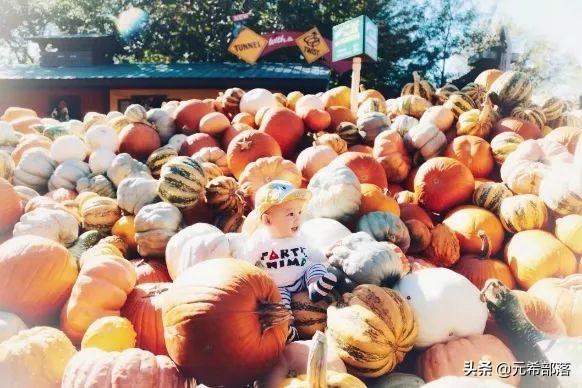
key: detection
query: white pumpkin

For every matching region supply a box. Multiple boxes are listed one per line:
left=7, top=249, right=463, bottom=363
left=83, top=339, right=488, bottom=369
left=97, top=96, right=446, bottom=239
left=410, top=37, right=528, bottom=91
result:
left=300, top=218, right=351, bottom=253
left=134, top=202, right=182, bottom=257
left=0, top=150, right=14, bottom=181
left=191, top=146, right=229, bottom=175
left=390, top=115, right=419, bottom=137
left=13, top=185, right=39, bottom=209
left=404, top=122, right=447, bottom=159
left=106, top=153, right=151, bottom=187
left=50, top=135, right=89, bottom=163
left=0, top=311, right=27, bottom=343
left=295, top=94, right=325, bottom=116
left=48, top=159, right=91, bottom=191
left=0, top=121, right=20, bottom=152
left=239, top=88, right=277, bottom=116
left=422, top=376, right=515, bottom=388
left=124, top=104, right=148, bottom=123
left=500, top=138, right=573, bottom=195
left=117, top=176, right=160, bottom=215
left=84, top=124, right=118, bottom=153
left=161, top=100, right=180, bottom=117
left=165, top=223, right=230, bottom=280
left=167, top=134, right=188, bottom=152
left=13, top=147, right=57, bottom=194
left=303, top=164, right=361, bottom=223
left=147, top=108, right=175, bottom=143
left=13, top=208, right=79, bottom=246
left=88, top=148, right=116, bottom=175
left=225, top=232, right=245, bottom=259
left=539, top=163, right=582, bottom=216
left=66, top=120, right=85, bottom=136
left=394, top=268, right=488, bottom=348
left=420, top=106, right=455, bottom=131
left=106, top=111, right=123, bottom=121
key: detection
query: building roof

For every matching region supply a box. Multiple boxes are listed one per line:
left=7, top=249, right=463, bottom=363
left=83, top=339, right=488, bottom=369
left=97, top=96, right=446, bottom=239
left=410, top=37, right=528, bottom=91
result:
left=0, top=62, right=331, bottom=91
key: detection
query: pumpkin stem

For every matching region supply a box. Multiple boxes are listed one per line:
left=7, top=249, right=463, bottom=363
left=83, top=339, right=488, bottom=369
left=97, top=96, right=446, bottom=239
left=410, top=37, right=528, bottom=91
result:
left=307, top=331, right=327, bottom=388
left=477, top=230, right=491, bottom=260
left=258, top=301, right=293, bottom=332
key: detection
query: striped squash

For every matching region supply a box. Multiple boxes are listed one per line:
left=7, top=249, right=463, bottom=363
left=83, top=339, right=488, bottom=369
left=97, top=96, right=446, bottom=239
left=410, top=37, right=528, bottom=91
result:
left=336, top=122, right=361, bottom=146
left=213, top=208, right=244, bottom=233
left=499, top=194, right=547, bottom=233
left=290, top=291, right=328, bottom=340
left=511, top=104, right=546, bottom=129
left=401, top=71, right=435, bottom=102
left=191, top=146, right=229, bottom=175
left=456, top=95, right=495, bottom=138
left=539, top=166, right=582, bottom=216
left=490, top=132, right=525, bottom=165
left=472, top=182, right=513, bottom=214
left=200, top=162, right=223, bottom=182
left=542, top=96, right=567, bottom=122
left=0, top=150, right=14, bottom=181
left=489, top=71, right=533, bottom=111
left=443, top=92, right=476, bottom=119
left=76, top=174, right=116, bottom=198
left=158, top=156, right=206, bottom=209
left=146, top=146, right=177, bottom=178
left=205, top=176, right=243, bottom=213
left=327, top=284, right=417, bottom=378
left=461, top=82, right=486, bottom=107
left=396, top=95, right=432, bottom=119
left=80, top=196, right=121, bottom=233
left=434, top=83, right=459, bottom=104
left=357, top=97, right=387, bottom=118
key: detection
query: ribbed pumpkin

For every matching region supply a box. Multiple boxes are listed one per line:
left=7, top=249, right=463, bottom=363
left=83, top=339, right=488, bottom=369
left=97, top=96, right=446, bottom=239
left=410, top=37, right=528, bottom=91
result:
left=118, top=123, right=161, bottom=161
left=456, top=95, right=495, bottom=138
left=0, top=326, right=76, bottom=388
left=405, top=219, right=431, bottom=253
left=200, top=162, right=223, bottom=181
left=296, top=146, right=338, bottom=184
left=313, top=132, right=348, bottom=154
left=490, top=132, right=524, bottom=165
left=219, top=87, right=245, bottom=117
left=443, top=135, right=494, bottom=178
left=331, top=151, right=388, bottom=188
left=259, top=107, right=304, bottom=159
left=472, top=182, right=513, bottom=214
left=417, top=334, right=519, bottom=386
left=60, top=253, right=136, bottom=343
left=505, top=230, right=577, bottom=289
left=489, top=71, right=532, bottom=111
left=173, top=99, right=214, bottom=135
left=179, top=132, right=220, bottom=157
left=0, top=178, right=23, bottom=234
left=394, top=95, right=432, bottom=119
left=162, top=258, right=289, bottom=387
left=0, top=236, right=78, bottom=325
left=545, top=126, right=580, bottom=153
left=227, top=130, right=282, bottom=179
left=158, top=156, right=206, bottom=209
left=539, top=163, right=581, bottom=216
left=328, top=285, right=417, bottom=378
left=419, top=106, right=454, bottom=132
left=358, top=88, right=386, bottom=106
left=357, top=211, right=411, bottom=252
left=290, top=291, right=329, bottom=340
left=134, top=202, right=182, bottom=257
left=11, top=134, right=51, bottom=164
left=491, top=117, right=541, bottom=140
left=401, top=71, right=435, bottom=102
left=443, top=205, right=504, bottom=255
left=554, top=214, right=582, bottom=254
left=357, top=98, right=387, bottom=118
left=358, top=183, right=400, bottom=216
left=542, top=96, right=567, bottom=123
left=80, top=196, right=121, bottom=233
left=76, top=174, right=115, bottom=198
left=390, top=114, right=419, bottom=137
left=373, top=130, right=411, bottom=183
left=451, top=230, right=516, bottom=290
left=499, top=194, right=547, bottom=233
left=146, top=146, right=177, bottom=178
left=238, top=156, right=302, bottom=200
left=475, top=69, right=503, bottom=90
left=511, top=104, right=546, bottom=129
left=461, top=82, right=487, bottom=106
left=434, top=83, right=459, bottom=104
left=443, top=92, right=476, bottom=119
left=423, top=223, right=460, bottom=267
left=404, top=122, right=447, bottom=161
left=121, top=282, right=169, bottom=355
left=414, top=157, right=475, bottom=214
left=335, top=121, right=361, bottom=146
left=357, top=112, right=390, bottom=145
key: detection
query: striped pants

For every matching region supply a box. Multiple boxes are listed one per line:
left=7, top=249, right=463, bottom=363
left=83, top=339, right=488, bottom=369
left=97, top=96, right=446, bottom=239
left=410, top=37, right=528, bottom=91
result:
left=278, top=263, right=328, bottom=309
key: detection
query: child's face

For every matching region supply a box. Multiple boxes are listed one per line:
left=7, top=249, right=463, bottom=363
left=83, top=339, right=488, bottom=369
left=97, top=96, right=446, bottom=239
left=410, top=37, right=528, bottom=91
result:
left=262, top=199, right=305, bottom=239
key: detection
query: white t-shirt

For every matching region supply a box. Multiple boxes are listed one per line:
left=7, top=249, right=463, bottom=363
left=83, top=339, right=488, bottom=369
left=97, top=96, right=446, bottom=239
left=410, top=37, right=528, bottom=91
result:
left=240, top=228, right=325, bottom=287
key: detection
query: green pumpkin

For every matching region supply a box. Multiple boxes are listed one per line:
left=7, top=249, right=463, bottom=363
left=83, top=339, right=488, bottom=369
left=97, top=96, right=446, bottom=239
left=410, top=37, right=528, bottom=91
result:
left=76, top=174, right=116, bottom=198
left=356, top=211, right=411, bottom=252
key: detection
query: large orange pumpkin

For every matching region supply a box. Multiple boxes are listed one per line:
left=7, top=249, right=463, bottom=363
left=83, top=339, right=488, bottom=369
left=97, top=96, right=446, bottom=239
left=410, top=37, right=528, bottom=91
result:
left=491, top=117, right=541, bottom=140
left=399, top=203, right=434, bottom=228
left=132, top=259, right=172, bottom=285
left=179, top=133, right=219, bottom=157
left=303, top=108, right=332, bottom=132
left=332, top=151, right=388, bottom=188
left=373, top=130, right=411, bottom=183
left=173, top=99, right=214, bottom=135
left=358, top=183, right=400, bottom=216
left=258, top=107, right=305, bottom=159
left=121, top=282, right=169, bottom=355
left=443, top=135, right=494, bottom=178
left=443, top=205, right=505, bottom=255
left=226, top=130, right=282, bottom=179
left=238, top=156, right=302, bottom=200
left=0, top=235, right=78, bottom=324
left=119, top=123, right=161, bottom=161
left=0, top=178, right=23, bottom=234
left=295, top=146, right=338, bottom=184
left=327, top=106, right=356, bottom=130
left=414, top=157, right=475, bottom=214
left=222, top=123, right=253, bottom=150
left=162, top=258, right=288, bottom=387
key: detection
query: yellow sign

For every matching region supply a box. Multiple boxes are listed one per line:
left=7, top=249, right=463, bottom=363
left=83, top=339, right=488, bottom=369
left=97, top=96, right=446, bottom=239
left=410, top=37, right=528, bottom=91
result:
left=228, top=27, right=268, bottom=64
left=295, top=27, right=330, bottom=64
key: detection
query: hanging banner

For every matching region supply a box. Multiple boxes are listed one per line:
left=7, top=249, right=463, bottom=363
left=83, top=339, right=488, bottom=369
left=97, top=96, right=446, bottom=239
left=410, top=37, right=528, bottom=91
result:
left=228, top=27, right=268, bottom=64
left=295, top=27, right=330, bottom=64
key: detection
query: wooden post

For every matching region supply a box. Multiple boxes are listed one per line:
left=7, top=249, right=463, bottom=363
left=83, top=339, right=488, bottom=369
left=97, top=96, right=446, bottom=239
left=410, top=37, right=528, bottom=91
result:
left=350, top=57, right=362, bottom=114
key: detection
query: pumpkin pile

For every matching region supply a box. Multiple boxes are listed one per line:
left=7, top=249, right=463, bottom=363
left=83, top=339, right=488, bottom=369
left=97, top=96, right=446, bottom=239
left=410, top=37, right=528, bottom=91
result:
left=0, top=70, right=580, bottom=387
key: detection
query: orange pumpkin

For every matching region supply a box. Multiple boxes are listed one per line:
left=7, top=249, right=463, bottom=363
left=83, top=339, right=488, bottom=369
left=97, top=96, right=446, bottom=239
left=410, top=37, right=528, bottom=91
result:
left=121, top=282, right=169, bottom=355
left=0, top=178, right=23, bottom=234
left=0, top=236, right=78, bottom=325
left=119, top=123, right=161, bottom=161
left=358, top=183, right=400, bottom=216
left=475, top=69, right=503, bottom=90
left=11, top=134, right=52, bottom=164
left=162, top=258, right=288, bottom=387
left=491, top=117, right=541, bottom=140
left=179, top=133, right=220, bottom=157
left=443, top=135, right=494, bottom=178
left=112, top=215, right=137, bottom=251
left=417, top=334, right=519, bottom=387
left=322, top=86, right=351, bottom=108
left=295, top=146, right=338, bottom=184
left=2, top=106, right=37, bottom=122
left=405, top=219, right=431, bottom=253
left=10, top=116, right=42, bottom=134
left=327, top=106, right=356, bottom=130
left=222, top=123, right=253, bottom=150
left=414, top=157, right=475, bottom=214
left=232, top=112, right=256, bottom=127
left=199, top=112, right=230, bottom=135
left=132, top=259, right=172, bottom=284
left=348, top=144, right=373, bottom=154
left=173, top=99, right=214, bottom=135
left=227, top=130, right=282, bottom=179
left=259, top=107, right=305, bottom=159
left=303, top=108, right=332, bottom=132
left=423, top=223, right=460, bottom=267
left=452, top=230, right=516, bottom=290
left=399, top=203, right=434, bottom=228
left=372, top=130, right=411, bottom=183
left=545, top=126, right=580, bottom=153
left=333, top=152, right=388, bottom=188
left=238, top=156, right=302, bottom=200
left=443, top=205, right=505, bottom=255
